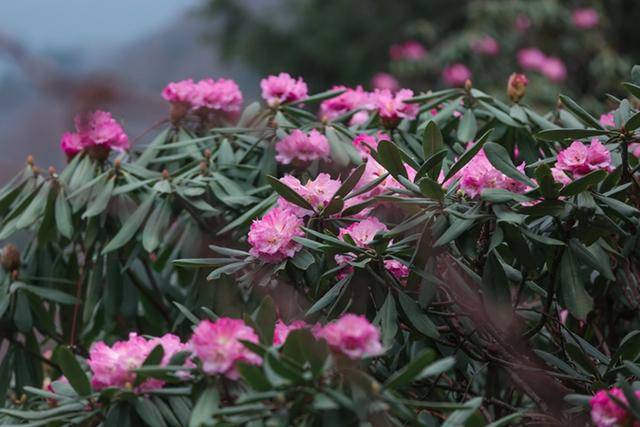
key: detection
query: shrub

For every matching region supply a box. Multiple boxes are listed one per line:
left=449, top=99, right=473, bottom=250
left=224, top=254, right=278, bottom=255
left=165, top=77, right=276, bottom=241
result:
left=1, top=68, right=640, bottom=426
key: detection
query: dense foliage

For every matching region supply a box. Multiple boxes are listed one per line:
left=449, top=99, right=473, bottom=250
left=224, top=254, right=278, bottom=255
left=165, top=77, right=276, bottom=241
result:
left=1, top=66, right=640, bottom=426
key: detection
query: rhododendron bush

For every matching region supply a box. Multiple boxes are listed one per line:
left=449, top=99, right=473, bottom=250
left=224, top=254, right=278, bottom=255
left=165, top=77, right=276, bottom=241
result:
left=2, top=66, right=640, bottom=427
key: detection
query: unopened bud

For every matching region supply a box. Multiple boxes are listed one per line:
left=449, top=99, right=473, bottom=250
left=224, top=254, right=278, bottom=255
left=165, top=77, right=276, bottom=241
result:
left=269, top=119, right=278, bottom=129
left=203, top=149, right=212, bottom=159
left=114, top=159, right=121, bottom=171
left=199, top=160, right=208, bottom=174
left=26, top=155, right=34, bottom=166
left=1, top=244, right=21, bottom=273
left=507, top=73, right=528, bottom=103
left=48, top=166, right=56, bottom=176
left=371, top=381, right=381, bottom=394
left=162, top=169, right=170, bottom=180
left=464, top=79, right=473, bottom=91
left=149, top=252, right=157, bottom=263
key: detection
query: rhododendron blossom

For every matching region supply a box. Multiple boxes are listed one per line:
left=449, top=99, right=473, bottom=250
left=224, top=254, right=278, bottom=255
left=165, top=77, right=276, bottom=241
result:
left=372, top=89, right=419, bottom=126
left=261, top=72, right=308, bottom=107
left=273, top=320, right=312, bottom=346
left=442, top=63, right=472, bottom=87
left=248, top=206, right=304, bottom=263
left=572, top=8, right=599, bottom=29
left=540, top=57, right=567, bottom=82
left=196, top=78, right=244, bottom=114
left=189, top=318, right=261, bottom=379
left=454, top=148, right=528, bottom=198
left=318, top=314, right=383, bottom=359
left=351, top=133, right=388, bottom=158
left=338, top=217, right=387, bottom=247
left=60, top=132, right=84, bottom=157
left=371, top=73, right=400, bottom=92
left=162, top=79, right=197, bottom=105
left=589, top=387, right=640, bottom=427
left=384, top=259, right=410, bottom=283
left=60, top=110, right=129, bottom=158
left=277, top=173, right=342, bottom=216
left=471, top=36, right=500, bottom=56
left=319, top=86, right=371, bottom=124
left=600, top=112, right=615, bottom=128
left=517, top=48, right=546, bottom=71
left=555, top=139, right=612, bottom=177
left=87, top=333, right=186, bottom=392
left=389, top=40, right=427, bottom=61
left=275, top=129, right=331, bottom=165
left=551, top=167, right=572, bottom=185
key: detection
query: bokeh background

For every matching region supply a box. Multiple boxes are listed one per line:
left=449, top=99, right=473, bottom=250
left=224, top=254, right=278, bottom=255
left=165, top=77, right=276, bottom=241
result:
left=1, top=0, right=639, bottom=182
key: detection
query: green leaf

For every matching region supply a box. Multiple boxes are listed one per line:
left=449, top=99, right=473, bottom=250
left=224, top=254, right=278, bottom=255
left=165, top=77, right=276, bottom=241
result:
left=443, top=128, right=493, bottom=182
left=624, top=111, right=640, bottom=131
left=560, top=250, right=593, bottom=320
left=558, top=94, right=603, bottom=129
left=376, top=139, right=407, bottom=179
left=305, top=278, right=348, bottom=316
left=325, top=127, right=351, bottom=167
left=55, top=189, right=73, bottom=239
left=483, top=142, right=535, bottom=186
left=559, top=169, right=607, bottom=197
left=102, top=194, right=154, bottom=254
left=457, top=109, right=477, bottom=142
left=568, top=239, right=615, bottom=281
left=135, top=398, right=168, bottom=427
left=83, top=176, right=115, bottom=218
left=281, top=329, right=329, bottom=377
left=487, top=412, right=524, bottom=427
left=442, top=397, right=483, bottom=427
left=378, top=291, right=398, bottom=348
left=415, top=148, right=448, bottom=181
left=12, top=282, right=77, bottom=305
left=482, top=251, right=510, bottom=305
left=289, top=88, right=345, bottom=106
left=422, top=120, right=443, bottom=158
left=595, top=193, right=640, bottom=217
left=253, top=296, right=276, bottom=345
left=266, top=176, right=314, bottom=212
left=417, top=356, right=456, bottom=379
left=237, top=363, right=272, bottom=391
left=535, top=164, right=559, bottom=199
left=417, top=176, right=444, bottom=201
left=434, top=213, right=476, bottom=247
left=56, top=346, right=91, bottom=396
left=334, top=163, right=366, bottom=199
left=397, top=291, right=439, bottom=338
left=189, top=387, right=219, bottom=427
left=142, top=200, right=172, bottom=253
left=384, top=349, right=435, bottom=389
left=535, top=128, right=610, bottom=142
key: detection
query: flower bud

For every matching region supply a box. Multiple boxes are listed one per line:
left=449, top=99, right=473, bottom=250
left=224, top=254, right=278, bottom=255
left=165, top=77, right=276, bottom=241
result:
left=162, top=169, right=170, bottom=180
left=464, top=79, right=473, bottom=91
left=507, top=73, right=528, bottom=103
left=1, top=244, right=21, bottom=273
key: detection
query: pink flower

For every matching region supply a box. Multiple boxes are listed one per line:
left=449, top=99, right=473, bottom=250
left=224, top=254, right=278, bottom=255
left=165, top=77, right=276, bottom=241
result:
left=74, top=111, right=130, bottom=152
left=540, top=57, right=567, bottom=82
left=471, top=36, right=500, bottom=56
left=515, top=14, right=531, bottom=32
left=352, top=133, right=388, bottom=159
left=507, top=73, right=529, bottom=102
left=275, top=129, right=331, bottom=165
left=572, top=8, right=599, bottom=29
left=189, top=318, right=261, bottom=380
left=517, top=48, right=546, bottom=71
left=273, top=320, right=311, bottom=346
left=371, top=73, right=400, bottom=92
left=196, top=78, right=244, bottom=114
left=162, top=79, right=197, bottom=105
left=248, top=206, right=304, bottom=263
left=631, top=143, right=640, bottom=157
left=442, top=64, right=472, bottom=87
left=556, top=139, right=612, bottom=177
left=260, top=72, right=308, bottom=107
left=390, top=40, right=427, bottom=61
left=318, top=314, right=383, bottom=359
left=277, top=173, right=342, bottom=216
left=319, top=86, right=372, bottom=124
left=60, top=132, right=84, bottom=157
left=458, top=147, right=528, bottom=198
left=372, top=89, right=419, bottom=126
left=384, top=259, right=410, bottom=283
left=87, top=332, right=187, bottom=392
left=600, top=112, right=615, bottom=128
left=551, top=167, right=572, bottom=185
left=338, top=217, right=387, bottom=247
left=589, top=388, right=640, bottom=427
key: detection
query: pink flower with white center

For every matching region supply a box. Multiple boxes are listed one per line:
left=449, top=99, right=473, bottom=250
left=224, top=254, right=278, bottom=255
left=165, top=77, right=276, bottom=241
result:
left=162, top=79, right=197, bottom=105
left=273, top=320, right=311, bottom=346
left=556, top=139, right=612, bottom=177
left=196, top=78, right=244, bottom=114
left=471, top=36, right=500, bottom=56
left=442, top=63, right=472, bottom=87
left=600, top=112, right=615, bottom=128
left=318, top=314, right=383, bottom=359
left=189, top=318, right=261, bottom=380
left=275, top=129, right=331, bottom=165
left=390, top=40, right=427, bottom=61
left=540, top=57, right=567, bottom=82
left=371, top=73, right=400, bottom=92
left=60, top=132, right=84, bottom=157
left=589, top=387, right=640, bottom=427
left=260, top=73, right=308, bottom=107
left=338, top=217, right=388, bottom=247
left=319, top=86, right=371, bottom=123
left=74, top=111, right=130, bottom=152
left=248, top=206, right=304, bottom=263
left=88, top=332, right=186, bottom=392
left=572, top=8, right=599, bottom=29
left=277, top=173, right=342, bottom=216
left=551, top=167, right=572, bottom=185
left=517, top=48, right=546, bottom=71
left=372, top=89, right=419, bottom=127
left=384, top=259, right=410, bottom=283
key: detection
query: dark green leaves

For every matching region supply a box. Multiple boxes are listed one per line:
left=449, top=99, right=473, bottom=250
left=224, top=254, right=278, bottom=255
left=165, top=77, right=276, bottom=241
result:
left=376, top=140, right=407, bottom=179
left=266, top=176, right=313, bottom=212
left=483, top=142, right=534, bottom=186
left=422, top=120, right=443, bottom=157
left=443, top=128, right=493, bottom=182
left=559, top=250, right=593, bottom=320
left=55, top=346, right=91, bottom=396
left=536, top=128, right=610, bottom=142
left=397, top=291, right=439, bottom=338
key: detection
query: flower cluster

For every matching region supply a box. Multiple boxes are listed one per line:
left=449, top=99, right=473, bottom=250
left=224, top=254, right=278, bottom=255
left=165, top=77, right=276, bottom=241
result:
left=273, top=320, right=314, bottom=346
left=317, top=314, right=384, bottom=359
left=555, top=139, right=613, bottom=178
left=471, top=36, right=500, bottom=56
left=589, top=387, right=640, bottom=427
left=389, top=40, right=427, bottom=61
left=517, top=47, right=567, bottom=82
left=275, top=129, right=331, bottom=165
left=371, top=89, right=419, bottom=127
left=277, top=173, right=342, bottom=216
left=260, top=72, right=308, bottom=107
left=572, top=8, right=599, bottom=29
left=87, top=333, right=187, bottom=392
left=248, top=206, right=304, bottom=263
left=319, top=85, right=372, bottom=125
left=371, top=72, right=400, bottom=92
left=60, top=111, right=129, bottom=158
left=162, top=78, right=244, bottom=116
left=442, top=63, right=472, bottom=87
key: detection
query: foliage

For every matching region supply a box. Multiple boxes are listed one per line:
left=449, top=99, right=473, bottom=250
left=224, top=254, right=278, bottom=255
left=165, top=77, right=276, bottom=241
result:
left=1, top=64, right=640, bottom=426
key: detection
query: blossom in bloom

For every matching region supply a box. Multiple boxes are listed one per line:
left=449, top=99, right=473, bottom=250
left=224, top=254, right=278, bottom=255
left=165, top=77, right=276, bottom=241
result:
left=572, top=8, right=599, bottom=29
left=457, top=147, right=528, bottom=198
left=384, top=259, right=410, bottom=283
left=248, top=206, right=304, bottom=263
left=551, top=167, right=572, bottom=185
left=351, top=132, right=389, bottom=159
left=338, top=217, right=387, bottom=247
left=273, top=320, right=312, bottom=346
left=442, top=63, right=472, bottom=87
left=471, top=36, right=500, bottom=56
left=278, top=173, right=342, bottom=217
left=600, top=112, right=615, bottom=128
left=189, top=318, right=261, bottom=379
left=589, top=387, right=640, bottom=427
left=261, top=72, right=308, bottom=107
left=371, top=72, right=400, bottom=92
left=196, top=78, right=244, bottom=114
left=162, top=79, right=197, bottom=105
left=555, top=139, right=612, bottom=177
left=389, top=40, right=427, bottom=61
left=517, top=48, right=546, bottom=71
left=540, top=57, right=567, bottom=82
left=631, top=143, right=640, bottom=158
left=88, top=332, right=187, bottom=392
left=319, top=86, right=372, bottom=124
left=507, top=73, right=528, bottom=103
left=372, top=89, right=419, bottom=126
left=60, top=132, right=84, bottom=157
left=74, top=110, right=130, bottom=152
left=318, top=314, right=383, bottom=359
left=275, top=129, right=330, bottom=165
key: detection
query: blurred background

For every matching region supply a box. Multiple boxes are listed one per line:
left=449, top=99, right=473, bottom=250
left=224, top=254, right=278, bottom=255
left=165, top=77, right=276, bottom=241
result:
left=1, top=0, right=639, bottom=183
